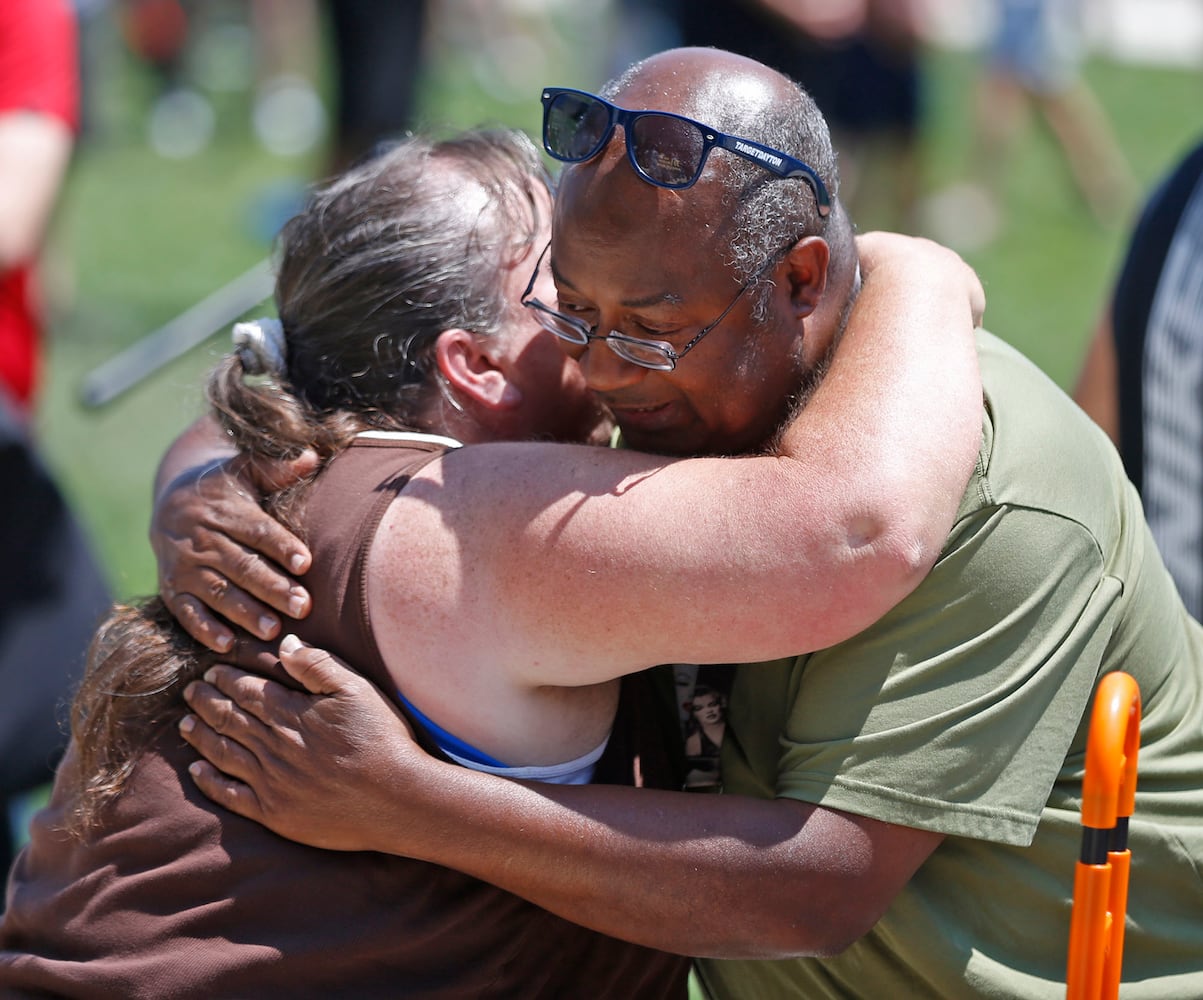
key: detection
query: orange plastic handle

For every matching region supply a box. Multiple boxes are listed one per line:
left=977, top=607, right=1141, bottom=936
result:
left=1066, top=671, right=1141, bottom=1000
left=1080, top=672, right=1141, bottom=829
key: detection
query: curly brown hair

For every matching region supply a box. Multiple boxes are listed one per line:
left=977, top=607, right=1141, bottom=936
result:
left=62, top=599, right=220, bottom=838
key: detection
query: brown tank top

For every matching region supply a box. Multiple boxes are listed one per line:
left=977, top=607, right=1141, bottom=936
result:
left=0, top=435, right=689, bottom=998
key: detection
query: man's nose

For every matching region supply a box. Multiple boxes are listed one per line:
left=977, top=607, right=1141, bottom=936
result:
left=578, top=337, right=649, bottom=393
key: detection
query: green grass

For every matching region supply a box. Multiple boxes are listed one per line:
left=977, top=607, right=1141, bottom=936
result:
left=33, top=41, right=1203, bottom=601
left=921, top=52, right=1203, bottom=387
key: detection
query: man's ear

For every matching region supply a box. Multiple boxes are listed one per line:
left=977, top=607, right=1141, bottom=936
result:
left=434, top=329, right=523, bottom=410
left=782, top=237, right=830, bottom=318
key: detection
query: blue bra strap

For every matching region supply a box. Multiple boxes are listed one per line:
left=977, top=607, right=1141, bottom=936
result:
left=395, top=690, right=509, bottom=768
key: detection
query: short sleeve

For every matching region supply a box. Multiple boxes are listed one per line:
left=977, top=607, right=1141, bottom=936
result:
left=773, top=504, right=1124, bottom=846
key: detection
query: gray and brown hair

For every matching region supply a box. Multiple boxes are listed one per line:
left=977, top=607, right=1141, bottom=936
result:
left=208, top=128, right=553, bottom=475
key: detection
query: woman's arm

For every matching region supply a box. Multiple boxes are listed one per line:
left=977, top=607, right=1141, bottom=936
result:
left=388, top=232, right=984, bottom=681
left=157, top=233, right=984, bottom=676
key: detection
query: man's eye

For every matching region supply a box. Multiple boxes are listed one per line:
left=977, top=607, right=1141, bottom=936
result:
left=633, top=321, right=677, bottom=339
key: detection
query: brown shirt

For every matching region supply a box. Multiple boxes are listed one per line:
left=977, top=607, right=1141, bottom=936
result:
left=0, top=435, right=689, bottom=998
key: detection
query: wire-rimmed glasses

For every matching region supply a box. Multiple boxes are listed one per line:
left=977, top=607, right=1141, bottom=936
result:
left=520, top=240, right=794, bottom=372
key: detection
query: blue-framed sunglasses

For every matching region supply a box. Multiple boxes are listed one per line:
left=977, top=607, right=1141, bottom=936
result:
left=540, top=86, right=832, bottom=217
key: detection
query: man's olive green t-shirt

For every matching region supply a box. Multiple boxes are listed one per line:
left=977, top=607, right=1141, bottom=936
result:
left=697, top=331, right=1203, bottom=999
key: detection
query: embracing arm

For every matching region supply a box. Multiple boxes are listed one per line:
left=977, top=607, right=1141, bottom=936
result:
left=154, top=235, right=980, bottom=672
left=364, top=756, right=940, bottom=957
left=408, top=770, right=940, bottom=957
left=151, top=414, right=315, bottom=651
left=411, top=233, right=984, bottom=678
left=182, top=640, right=942, bottom=957
left=152, top=413, right=236, bottom=499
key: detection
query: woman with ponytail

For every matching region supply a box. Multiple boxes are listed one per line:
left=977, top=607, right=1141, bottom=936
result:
left=0, top=128, right=686, bottom=998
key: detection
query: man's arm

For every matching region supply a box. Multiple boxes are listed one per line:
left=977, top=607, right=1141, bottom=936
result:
left=182, top=639, right=942, bottom=958
left=151, top=414, right=315, bottom=651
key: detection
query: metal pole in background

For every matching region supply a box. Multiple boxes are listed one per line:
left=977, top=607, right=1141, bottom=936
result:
left=78, top=257, right=275, bottom=409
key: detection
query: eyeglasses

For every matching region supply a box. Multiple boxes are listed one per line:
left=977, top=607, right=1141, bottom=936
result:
left=540, top=87, right=832, bottom=218
left=520, top=240, right=791, bottom=372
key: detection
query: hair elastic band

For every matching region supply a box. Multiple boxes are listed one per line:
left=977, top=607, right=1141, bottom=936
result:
left=232, top=317, right=287, bottom=376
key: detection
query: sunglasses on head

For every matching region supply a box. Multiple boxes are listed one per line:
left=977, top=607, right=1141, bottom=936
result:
left=540, top=87, right=832, bottom=217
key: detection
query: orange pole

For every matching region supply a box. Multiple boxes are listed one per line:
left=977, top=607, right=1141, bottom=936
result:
left=1067, top=864, right=1111, bottom=999
left=1066, top=671, right=1140, bottom=1000
left=1102, top=849, right=1131, bottom=997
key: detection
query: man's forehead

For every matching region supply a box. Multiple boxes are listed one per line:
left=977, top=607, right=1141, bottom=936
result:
left=555, top=155, right=674, bottom=231
left=553, top=144, right=725, bottom=228
left=550, top=174, right=733, bottom=303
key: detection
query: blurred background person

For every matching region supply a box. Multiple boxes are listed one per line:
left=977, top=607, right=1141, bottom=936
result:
left=0, top=0, right=110, bottom=885
left=324, top=0, right=429, bottom=174
left=942, top=0, right=1137, bottom=246
left=117, top=0, right=216, bottom=159
left=610, top=0, right=928, bottom=232
left=249, top=0, right=326, bottom=162
left=1074, top=135, right=1203, bottom=619
left=1, top=0, right=77, bottom=408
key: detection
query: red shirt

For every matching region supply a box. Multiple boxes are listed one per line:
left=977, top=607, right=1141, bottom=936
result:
left=0, top=0, right=78, bottom=409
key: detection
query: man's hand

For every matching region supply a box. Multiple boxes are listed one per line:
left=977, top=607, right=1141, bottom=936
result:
left=179, top=635, right=427, bottom=852
left=151, top=451, right=316, bottom=652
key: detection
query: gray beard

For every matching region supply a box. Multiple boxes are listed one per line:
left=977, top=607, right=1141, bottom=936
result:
left=764, top=272, right=858, bottom=456
left=765, top=349, right=830, bottom=456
